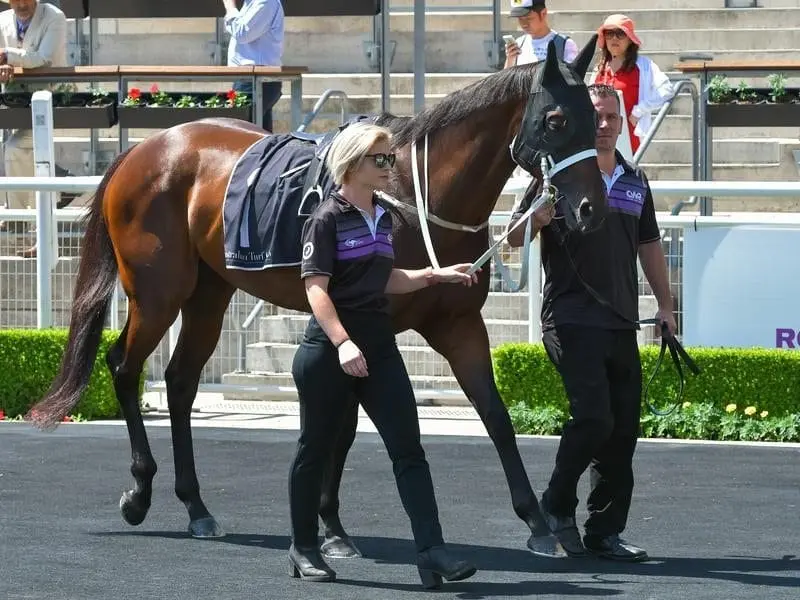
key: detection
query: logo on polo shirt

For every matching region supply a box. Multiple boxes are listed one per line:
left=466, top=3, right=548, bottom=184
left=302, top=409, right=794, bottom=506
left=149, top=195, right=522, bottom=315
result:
left=302, top=242, right=314, bottom=260
left=626, top=189, right=643, bottom=201
left=344, top=238, right=361, bottom=248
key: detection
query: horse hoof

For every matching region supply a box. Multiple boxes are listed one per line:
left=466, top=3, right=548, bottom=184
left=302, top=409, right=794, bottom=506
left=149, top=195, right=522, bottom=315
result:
left=527, top=533, right=568, bottom=558
left=189, top=516, right=225, bottom=539
left=321, top=535, right=363, bottom=559
left=119, top=491, right=148, bottom=526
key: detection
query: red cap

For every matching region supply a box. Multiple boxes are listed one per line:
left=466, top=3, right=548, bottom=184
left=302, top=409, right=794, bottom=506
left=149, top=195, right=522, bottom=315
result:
left=597, top=14, right=642, bottom=48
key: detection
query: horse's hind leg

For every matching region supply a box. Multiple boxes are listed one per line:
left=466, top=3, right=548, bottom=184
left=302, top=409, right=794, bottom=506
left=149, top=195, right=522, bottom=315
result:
left=163, top=261, right=234, bottom=538
left=109, top=299, right=181, bottom=527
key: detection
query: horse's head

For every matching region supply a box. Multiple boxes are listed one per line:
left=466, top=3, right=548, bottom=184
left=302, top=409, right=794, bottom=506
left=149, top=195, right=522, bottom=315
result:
left=511, top=34, right=607, bottom=235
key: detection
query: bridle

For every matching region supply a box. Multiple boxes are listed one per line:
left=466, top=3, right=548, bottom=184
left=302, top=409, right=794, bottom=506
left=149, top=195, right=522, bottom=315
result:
left=377, top=131, right=597, bottom=292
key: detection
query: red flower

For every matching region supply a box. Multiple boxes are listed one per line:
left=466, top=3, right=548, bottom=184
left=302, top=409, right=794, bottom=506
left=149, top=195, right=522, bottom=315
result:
left=226, top=89, right=237, bottom=101
left=150, top=83, right=160, bottom=94
left=128, top=88, right=141, bottom=99
left=0, top=410, right=5, bottom=420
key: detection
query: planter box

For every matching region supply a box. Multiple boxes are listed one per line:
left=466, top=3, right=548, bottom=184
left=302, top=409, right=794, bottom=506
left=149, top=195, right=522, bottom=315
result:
left=706, top=89, right=800, bottom=127
left=117, top=106, right=252, bottom=129
left=0, top=92, right=118, bottom=128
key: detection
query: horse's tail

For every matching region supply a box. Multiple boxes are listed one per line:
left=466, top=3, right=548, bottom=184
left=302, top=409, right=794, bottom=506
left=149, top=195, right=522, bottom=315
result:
left=26, top=147, right=135, bottom=430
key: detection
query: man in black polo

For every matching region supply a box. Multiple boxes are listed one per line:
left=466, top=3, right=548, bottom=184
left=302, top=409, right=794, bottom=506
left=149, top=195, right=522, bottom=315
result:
left=506, top=83, right=675, bottom=561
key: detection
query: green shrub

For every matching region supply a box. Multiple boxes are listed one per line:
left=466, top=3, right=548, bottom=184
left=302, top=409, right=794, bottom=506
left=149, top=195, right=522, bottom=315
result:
left=508, top=401, right=800, bottom=443
left=0, top=328, right=140, bottom=420
left=492, top=343, right=800, bottom=418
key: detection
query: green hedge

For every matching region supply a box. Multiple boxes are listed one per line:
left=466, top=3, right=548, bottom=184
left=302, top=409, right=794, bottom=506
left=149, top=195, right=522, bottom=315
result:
left=0, top=329, right=134, bottom=420
left=492, top=343, right=800, bottom=418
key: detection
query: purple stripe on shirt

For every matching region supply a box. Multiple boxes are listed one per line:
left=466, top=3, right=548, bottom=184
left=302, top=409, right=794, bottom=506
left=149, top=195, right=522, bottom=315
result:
left=337, top=245, right=378, bottom=261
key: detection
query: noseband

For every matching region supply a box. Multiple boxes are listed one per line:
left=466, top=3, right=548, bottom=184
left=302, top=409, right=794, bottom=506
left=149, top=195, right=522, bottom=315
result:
left=471, top=147, right=597, bottom=288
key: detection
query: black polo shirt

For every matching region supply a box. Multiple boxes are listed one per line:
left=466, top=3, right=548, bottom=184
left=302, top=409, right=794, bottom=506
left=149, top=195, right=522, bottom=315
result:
left=512, top=152, right=661, bottom=330
left=300, top=191, right=395, bottom=313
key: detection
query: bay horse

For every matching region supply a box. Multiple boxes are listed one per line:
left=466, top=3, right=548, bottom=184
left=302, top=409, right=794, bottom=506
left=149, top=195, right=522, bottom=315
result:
left=27, top=38, right=607, bottom=558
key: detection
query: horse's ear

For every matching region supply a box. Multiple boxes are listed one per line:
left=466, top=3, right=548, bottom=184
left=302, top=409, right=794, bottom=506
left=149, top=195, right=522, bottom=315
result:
left=570, top=34, right=599, bottom=79
left=542, top=39, right=561, bottom=83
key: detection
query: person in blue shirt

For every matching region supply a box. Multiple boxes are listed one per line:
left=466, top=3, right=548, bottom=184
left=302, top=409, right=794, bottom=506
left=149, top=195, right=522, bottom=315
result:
left=222, top=0, right=284, bottom=132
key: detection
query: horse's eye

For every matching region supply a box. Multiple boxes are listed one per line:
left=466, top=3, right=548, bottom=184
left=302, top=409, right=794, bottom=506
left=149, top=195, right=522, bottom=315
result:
left=545, top=114, right=566, bottom=131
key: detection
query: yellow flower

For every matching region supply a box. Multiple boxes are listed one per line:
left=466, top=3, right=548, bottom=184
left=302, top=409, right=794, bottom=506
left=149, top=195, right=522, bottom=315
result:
left=744, top=406, right=756, bottom=416
left=682, top=401, right=692, bottom=409
left=760, top=410, right=769, bottom=418
left=725, top=403, right=737, bottom=413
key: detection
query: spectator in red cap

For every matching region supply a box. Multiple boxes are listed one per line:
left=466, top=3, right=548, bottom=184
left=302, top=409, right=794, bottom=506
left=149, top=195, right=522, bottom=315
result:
left=590, top=14, right=674, bottom=157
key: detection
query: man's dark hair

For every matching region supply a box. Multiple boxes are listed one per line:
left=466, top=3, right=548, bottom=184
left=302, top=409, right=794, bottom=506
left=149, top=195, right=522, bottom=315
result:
left=587, top=83, right=621, bottom=113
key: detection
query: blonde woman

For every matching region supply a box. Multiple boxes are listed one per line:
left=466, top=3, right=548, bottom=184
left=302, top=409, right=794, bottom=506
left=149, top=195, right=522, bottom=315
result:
left=287, top=122, right=479, bottom=588
left=590, top=14, right=674, bottom=155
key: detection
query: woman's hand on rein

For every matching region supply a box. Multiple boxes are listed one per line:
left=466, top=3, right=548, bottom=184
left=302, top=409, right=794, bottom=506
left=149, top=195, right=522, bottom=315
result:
left=433, top=264, right=480, bottom=287
left=533, top=201, right=556, bottom=228
left=338, top=340, right=368, bottom=377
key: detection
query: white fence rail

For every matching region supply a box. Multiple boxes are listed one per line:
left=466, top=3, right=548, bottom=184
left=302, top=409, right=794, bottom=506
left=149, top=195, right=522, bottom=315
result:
left=2, top=176, right=800, bottom=399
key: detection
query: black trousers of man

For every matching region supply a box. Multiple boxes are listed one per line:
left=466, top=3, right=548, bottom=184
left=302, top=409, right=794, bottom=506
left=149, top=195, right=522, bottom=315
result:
left=541, top=324, right=642, bottom=537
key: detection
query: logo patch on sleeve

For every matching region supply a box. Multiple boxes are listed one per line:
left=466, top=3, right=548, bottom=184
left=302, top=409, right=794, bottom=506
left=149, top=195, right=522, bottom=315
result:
left=302, top=242, right=314, bottom=260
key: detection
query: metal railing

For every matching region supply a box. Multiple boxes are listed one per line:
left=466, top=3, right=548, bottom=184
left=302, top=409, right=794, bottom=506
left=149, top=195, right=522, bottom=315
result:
left=629, top=79, right=702, bottom=216
left=295, top=89, right=350, bottom=133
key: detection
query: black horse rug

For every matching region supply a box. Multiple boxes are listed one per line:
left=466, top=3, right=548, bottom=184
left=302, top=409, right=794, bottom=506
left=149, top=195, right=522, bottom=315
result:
left=222, top=116, right=381, bottom=271
left=222, top=131, right=338, bottom=271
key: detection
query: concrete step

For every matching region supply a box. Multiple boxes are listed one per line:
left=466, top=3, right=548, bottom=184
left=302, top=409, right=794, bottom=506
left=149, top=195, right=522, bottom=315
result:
left=545, top=8, right=800, bottom=31
left=286, top=12, right=800, bottom=36
left=283, top=23, right=800, bottom=73
left=258, top=314, right=531, bottom=347
left=220, top=371, right=468, bottom=404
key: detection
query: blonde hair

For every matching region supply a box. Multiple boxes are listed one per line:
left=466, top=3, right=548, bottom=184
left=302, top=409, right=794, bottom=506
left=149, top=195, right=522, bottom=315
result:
left=326, top=123, right=393, bottom=186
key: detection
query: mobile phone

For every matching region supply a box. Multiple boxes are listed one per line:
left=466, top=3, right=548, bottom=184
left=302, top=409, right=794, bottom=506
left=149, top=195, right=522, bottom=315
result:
left=503, top=34, right=517, bottom=46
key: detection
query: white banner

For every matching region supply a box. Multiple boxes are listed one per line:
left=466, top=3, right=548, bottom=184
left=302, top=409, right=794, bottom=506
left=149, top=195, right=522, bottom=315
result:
left=683, top=225, right=800, bottom=349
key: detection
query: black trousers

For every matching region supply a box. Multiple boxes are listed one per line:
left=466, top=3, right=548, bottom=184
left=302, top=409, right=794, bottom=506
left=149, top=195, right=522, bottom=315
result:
left=232, top=80, right=283, bottom=132
left=541, top=324, right=642, bottom=537
left=289, top=312, right=444, bottom=552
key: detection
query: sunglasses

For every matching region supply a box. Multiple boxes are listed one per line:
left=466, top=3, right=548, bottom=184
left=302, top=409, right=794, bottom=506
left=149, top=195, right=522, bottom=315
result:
left=364, top=153, right=396, bottom=169
left=604, top=29, right=628, bottom=40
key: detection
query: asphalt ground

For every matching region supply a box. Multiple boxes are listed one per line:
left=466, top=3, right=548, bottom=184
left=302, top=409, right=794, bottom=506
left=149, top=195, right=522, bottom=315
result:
left=1, top=421, right=798, bottom=600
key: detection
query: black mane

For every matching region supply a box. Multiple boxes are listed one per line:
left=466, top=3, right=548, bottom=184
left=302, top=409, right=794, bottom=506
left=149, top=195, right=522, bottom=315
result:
left=375, top=63, right=543, bottom=147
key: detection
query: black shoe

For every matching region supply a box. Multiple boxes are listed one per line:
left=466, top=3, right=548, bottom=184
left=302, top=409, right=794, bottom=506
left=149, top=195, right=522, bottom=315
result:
left=539, top=501, right=587, bottom=557
left=583, top=534, right=649, bottom=562
left=416, top=545, right=477, bottom=590
left=288, top=544, right=336, bottom=582
left=320, top=533, right=363, bottom=559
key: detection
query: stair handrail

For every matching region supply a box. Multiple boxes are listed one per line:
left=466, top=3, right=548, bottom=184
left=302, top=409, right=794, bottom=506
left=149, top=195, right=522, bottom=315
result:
left=296, top=88, right=350, bottom=133
left=630, top=79, right=701, bottom=215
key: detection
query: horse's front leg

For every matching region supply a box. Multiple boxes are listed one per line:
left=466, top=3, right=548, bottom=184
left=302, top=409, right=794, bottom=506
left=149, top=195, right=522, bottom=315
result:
left=420, top=311, right=566, bottom=558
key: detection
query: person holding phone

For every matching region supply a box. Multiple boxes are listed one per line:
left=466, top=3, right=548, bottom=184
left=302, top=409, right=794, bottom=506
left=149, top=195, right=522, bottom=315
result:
left=287, top=122, right=479, bottom=589
left=504, top=0, right=578, bottom=68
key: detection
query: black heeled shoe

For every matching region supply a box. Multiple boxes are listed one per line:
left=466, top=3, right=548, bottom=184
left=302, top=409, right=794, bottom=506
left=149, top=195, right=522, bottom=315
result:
left=288, top=544, right=336, bottom=582
left=416, top=545, right=477, bottom=590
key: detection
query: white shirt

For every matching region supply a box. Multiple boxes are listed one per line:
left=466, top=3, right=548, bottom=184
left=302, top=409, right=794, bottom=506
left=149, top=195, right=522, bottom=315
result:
left=515, top=30, right=579, bottom=65
left=601, top=163, right=625, bottom=195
